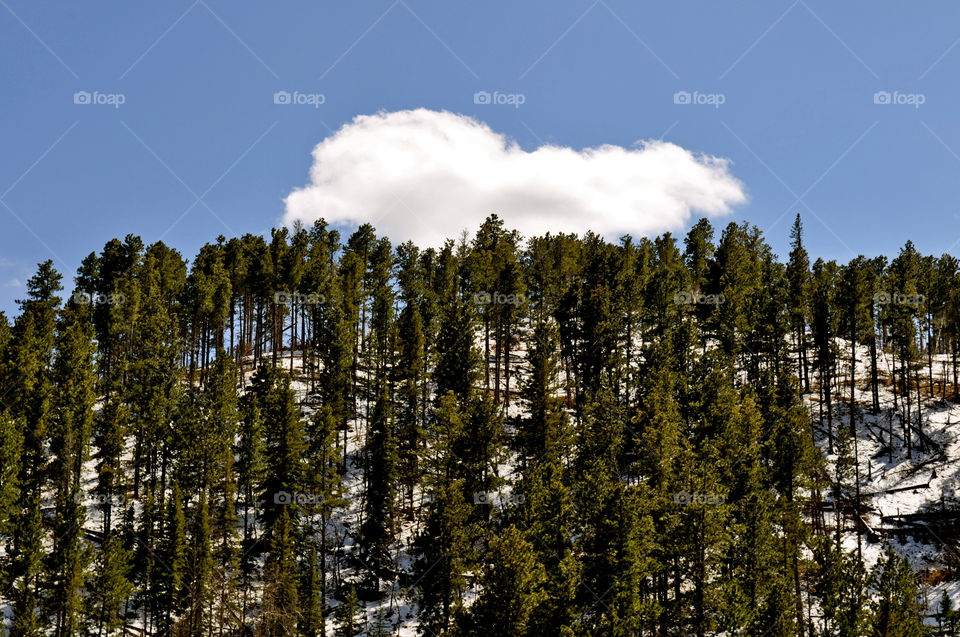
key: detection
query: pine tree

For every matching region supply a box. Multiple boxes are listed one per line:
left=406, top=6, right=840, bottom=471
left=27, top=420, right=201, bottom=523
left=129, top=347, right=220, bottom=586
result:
left=434, top=293, right=480, bottom=401
left=395, top=241, right=428, bottom=514
left=467, top=525, right=546, bottom=636
left=135, top=491, right=163, bottom=635
left=93, top=397, right=128, bottom=535
left=811, top=258, right=839, bottom=453
left=213, top=456, right=242, bottom=635
left=0, top=411, right=23, bottom=541
left=939, top=590, right=958, bottom=637
left=4, top=267, right=67, bottom=637
left=715, top=393, right=786, bottom=636
left=334, top=583, right=364, bottom=637
left=0, top=309, right=10, bottom=355
left=416, top=394, right=473, bottom=634
left=8, top=491, right=45, bottom=637
left=158, top=481, right=187, bottom=632
left=262, top=506, right=299, bottom=636
left=45, top=301, right=96, bottom=636
left=460, top=394, right=506, bottom=522
left=185, top=492, right=214, bottom=634
left=414, top=478, right=471, bottom=635
left=237, top=373, right=266, bottom=565
left=89, top=533, right=134, bottom=637
left=300, top=545, right=323, bottom=637
left=816, top=539, right=869, bottom=636
left=304, top=406, right=347, bottom=636
left=518, top=458, right=580, bottom=635
left=787, top=214, right=812, bottom=392
left=607, top=487, right=661, bottom=635
left=368, top=607, right=393, bottom=637
left=250, top=363, right=305, bottom=536
left=50, top=301, right=96, bottom=492
left=360, top=381, right=398, bottom=573
left=883, top=243, right=924, bottom=457
left=712, top=223, right=761, bottom=361
left=45, top=490, right=91, bottom=637
left=83, top=236, right=144, bottom=396
left=516, top=320, right=571, bottom=469
left=0, top=413, right=22, bottom=627
left=127, top=241, right=185, bottom=500
left=870, top=546, right=924, bottom=637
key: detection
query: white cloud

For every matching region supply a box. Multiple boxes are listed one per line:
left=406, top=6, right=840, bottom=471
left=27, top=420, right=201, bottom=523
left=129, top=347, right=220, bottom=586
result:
left=284, top=109, right=747, bottom=246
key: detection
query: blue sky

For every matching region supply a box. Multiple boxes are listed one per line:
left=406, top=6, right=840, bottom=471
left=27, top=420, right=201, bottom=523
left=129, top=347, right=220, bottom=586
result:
left=2, top=1, right=960, bottom=314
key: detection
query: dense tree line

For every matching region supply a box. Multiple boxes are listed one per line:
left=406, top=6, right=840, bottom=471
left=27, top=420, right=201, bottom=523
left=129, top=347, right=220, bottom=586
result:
left=0, top=213, right=944, bottom=635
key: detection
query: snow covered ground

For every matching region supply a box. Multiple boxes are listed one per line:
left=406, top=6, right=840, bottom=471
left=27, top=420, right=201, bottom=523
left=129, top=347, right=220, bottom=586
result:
left=816, top=340, right=960, bottom=620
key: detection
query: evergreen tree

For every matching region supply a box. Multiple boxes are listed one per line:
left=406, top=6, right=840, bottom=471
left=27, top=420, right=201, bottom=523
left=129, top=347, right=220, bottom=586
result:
left=334, top=583, right=364, bottom=637
left=158, top=481, right=187, bottom=632
left=460, top=394, right=506, bottom=523
left=262, top=506, right=299, bottom=636
left=416, top=394, right=474, bottom=634
left=466, top=525, right=546, bottom=636
left=304, top=406, right=347, bottom=636
left=414, top=478, right=471, bottom=635
left=870, top=546, right=924, bottom=637
left=787, top=214, right=812, bottom=392
left=0, top=309, right=9, bottom=355
left=395, top=241, right=428, bottom=514
left=8, top=492, right=44, bottom=637
left=0, top=412, right=23, bottom=545
left=300, top=545, right=323, bottom=637
left=516, top=320, right=571, bottom=468
left=46, top=301, right=97, bottom=636
left=89, top=533, right=134, bottom=637
left=93, top=397, right=128, bottom=535
left=185, top=492, right=214, bottom=635
left=360, top=381, right=398, bottom=573
left=518, top=458, right=580, bottom=635
left=816, top=540, right=869, bottom=637
left=939, top=590, right=958, bottom=637
left=45, top=490, right=91, bottom=637
left=250, top=363, right=305, bottom=536
left=434, top=292, right=480, bottom=402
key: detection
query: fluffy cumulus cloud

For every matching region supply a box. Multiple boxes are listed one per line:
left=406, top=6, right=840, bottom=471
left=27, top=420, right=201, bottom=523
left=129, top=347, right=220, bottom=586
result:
left=284, top=109, right=747, bottom=245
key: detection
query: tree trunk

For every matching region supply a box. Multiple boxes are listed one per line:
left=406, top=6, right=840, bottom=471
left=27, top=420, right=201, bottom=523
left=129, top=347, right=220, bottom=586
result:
left=850, top=325, right=862, bottom=562
left=869, top=302, right=880, bottom=414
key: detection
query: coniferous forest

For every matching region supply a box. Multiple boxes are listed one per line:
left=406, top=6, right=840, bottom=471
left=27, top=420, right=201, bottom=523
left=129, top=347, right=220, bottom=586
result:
left=4, top=212, right=959, bottom=636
